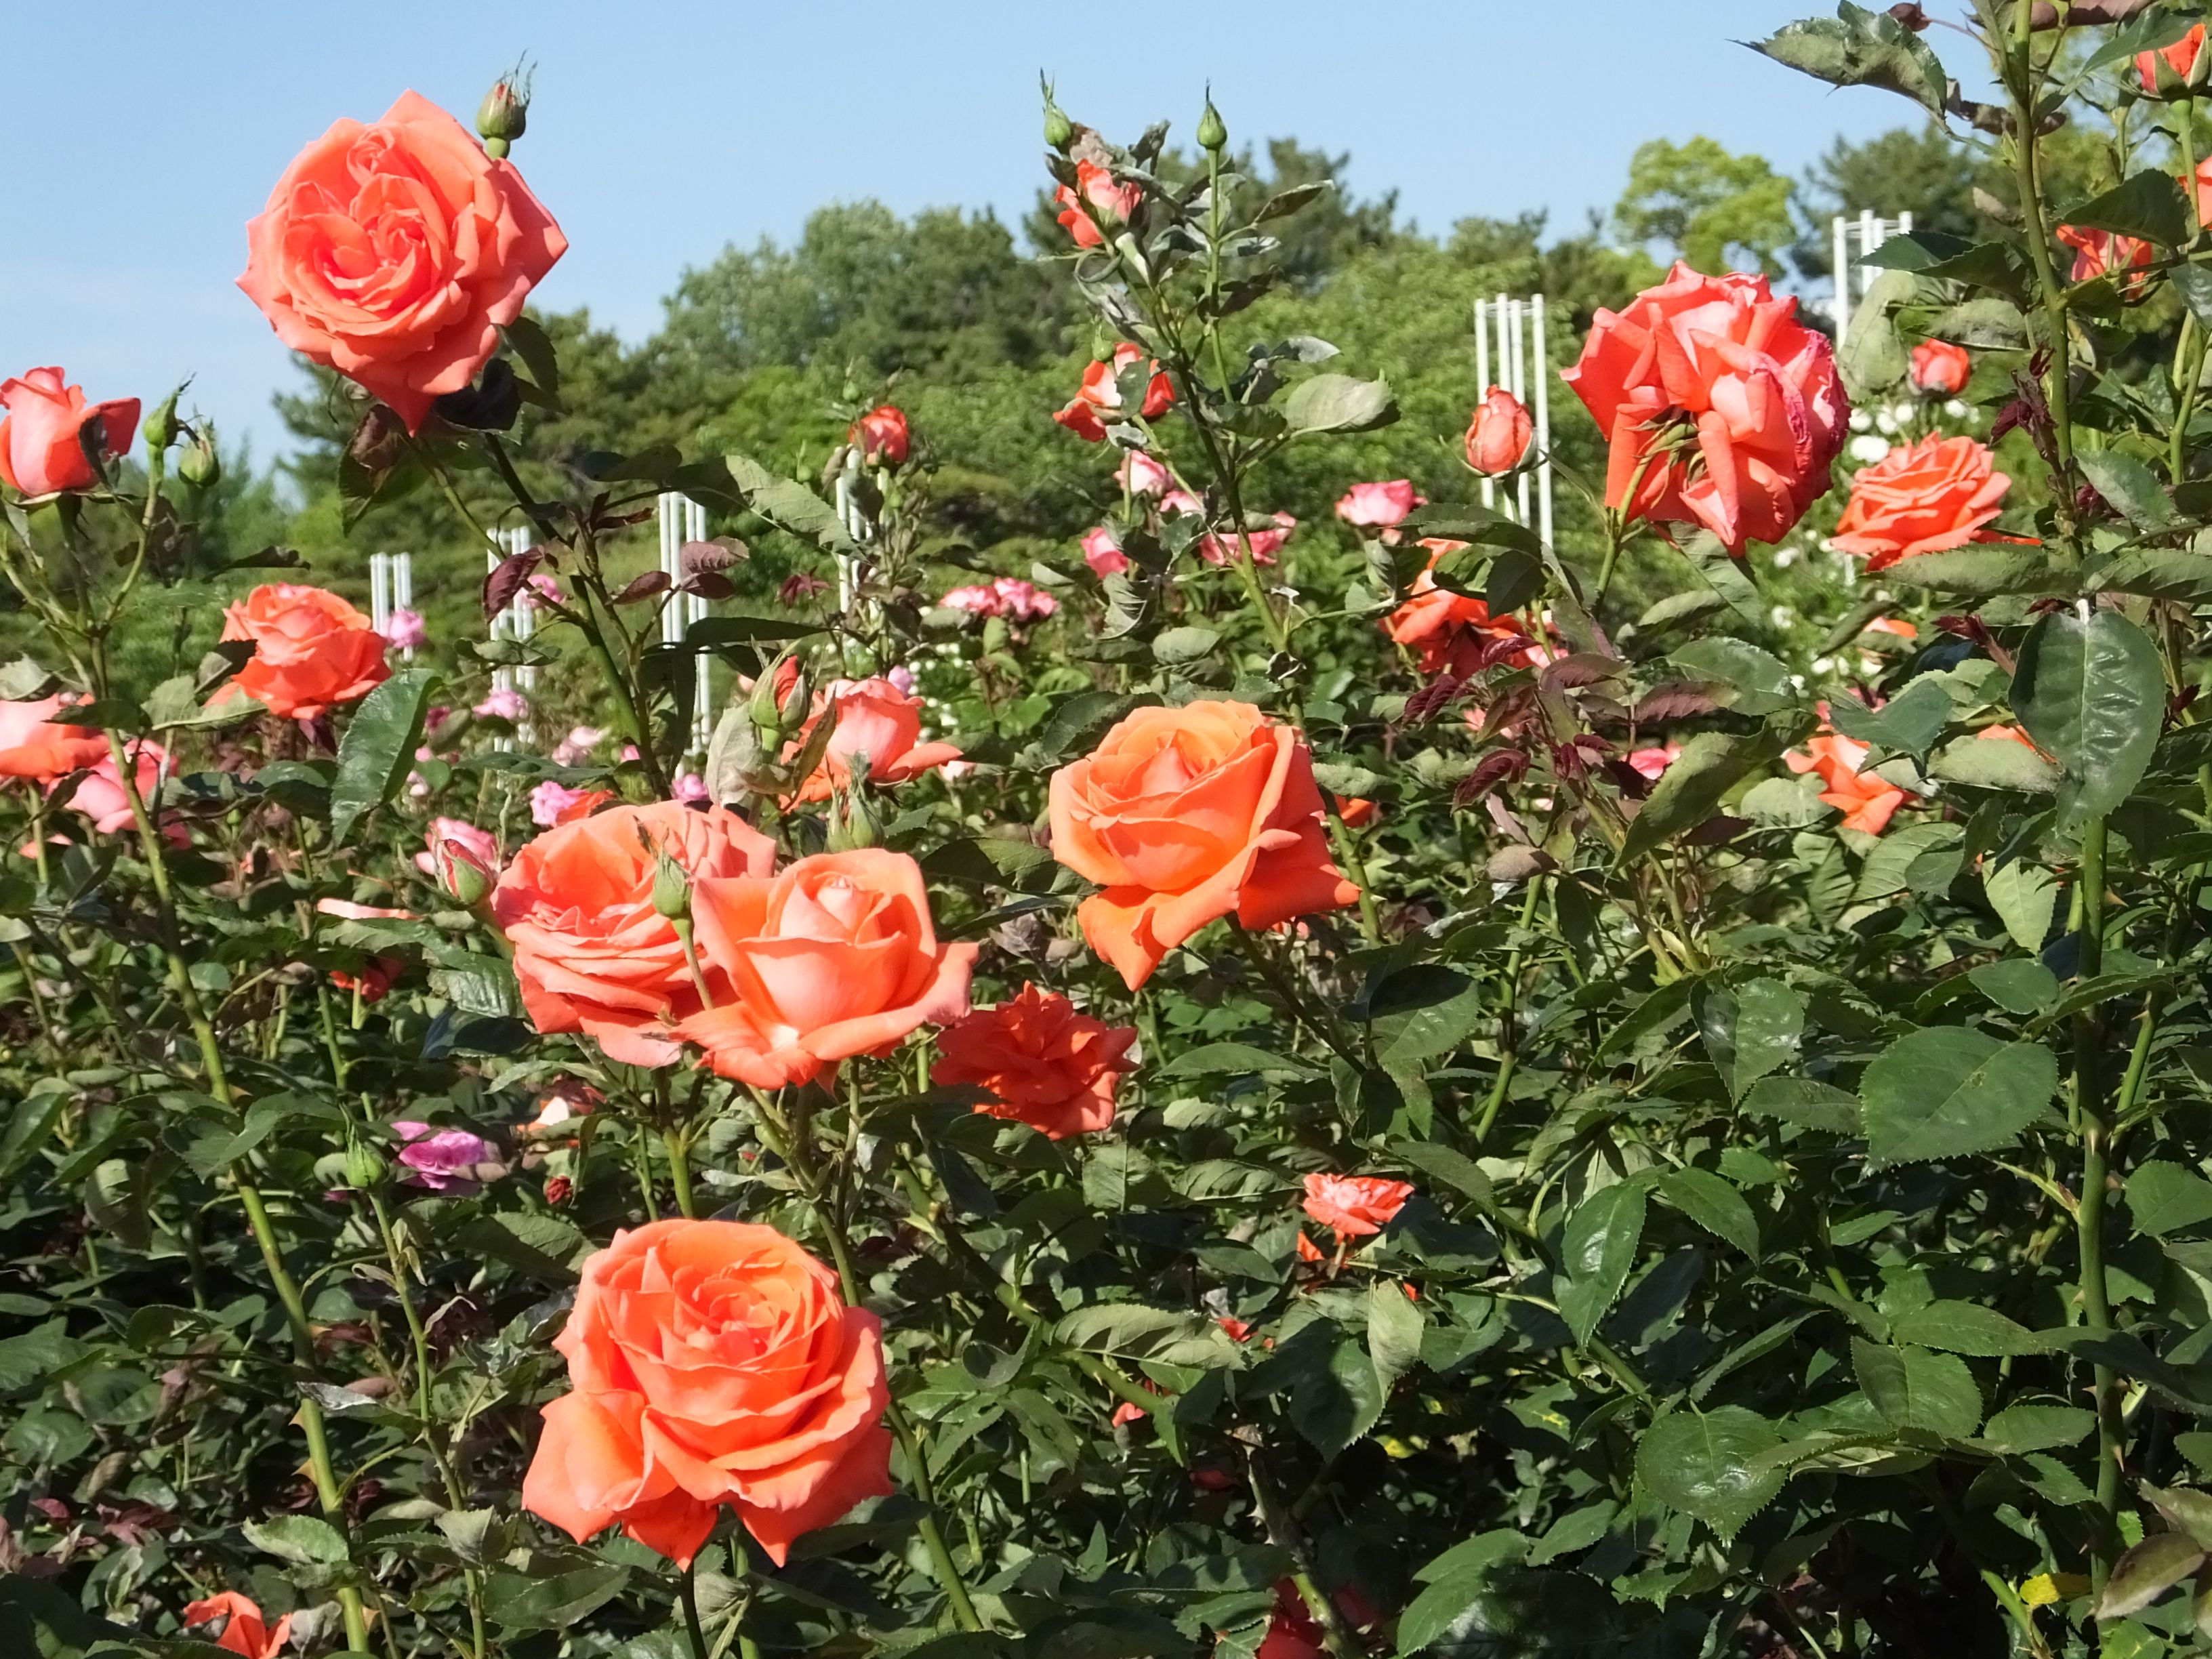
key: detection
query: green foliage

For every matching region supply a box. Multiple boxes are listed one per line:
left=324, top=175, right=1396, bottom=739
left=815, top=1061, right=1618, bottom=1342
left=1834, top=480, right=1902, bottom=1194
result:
left=1615, top=136, right=1797, bottom=277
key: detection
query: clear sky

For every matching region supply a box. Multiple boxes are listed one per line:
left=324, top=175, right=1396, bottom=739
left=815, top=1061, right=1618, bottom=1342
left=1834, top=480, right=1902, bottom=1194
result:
left=2, top=1, right=1958, bottom=465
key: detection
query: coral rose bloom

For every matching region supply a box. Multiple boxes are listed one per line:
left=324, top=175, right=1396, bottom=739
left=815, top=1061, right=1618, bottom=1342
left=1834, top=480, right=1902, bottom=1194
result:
left=184, top=1591, right=292, bottom=1659
left=675, top=849, right=977, bottom=1088
left=1334, top=479, right=1425, bottom=530
left=2058, top=225, right=2154, bottom=294
left=0, top=696, right=108, bottom=781
left=1829, top=435, right=2021, bottom=573
left=783, top=676, right=962, bottom=804
left=849, top=404, right=909, bottom=466
left=522, top=1219, right=893, bottom=1568
left=493, top=801, right=776, bottom=1067
left=1786, top=731, right=1908, bottom=836
left=1465, top=387, right=1532, bottom=476
left=1303, top=1172, right=1414, bottom=1240
left=0, top=368, right=139, bottom=497
left=218, top=583, right=391, bottom=719
left=930, top=983, right=1139, bottom=1139
left=1048, top=701, right=1359, bottom=990
left=1561, top=262, right=1845, bottom=554
left=1383, top=543, right=1537, bottom=678
left=2141, top=22, right=2207, bottom=91
left=1055, top=159, right=1142, bottom=248
left=1054, top=344, right=1175, bottom=443
left=239, top=91, right=568, bottom=433
left=1909, top=340, right=1971, bottom=396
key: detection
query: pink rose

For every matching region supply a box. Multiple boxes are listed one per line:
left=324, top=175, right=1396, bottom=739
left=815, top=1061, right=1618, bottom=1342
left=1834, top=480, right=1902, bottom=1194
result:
left=475, top=688, right=529, bottom=721
left=672, top=772, right=710, bottom=804
left=1626, top=743, right=1682, bottom=781
left=1082, top=526, right=1130, bottom=577
left=531, top=779, right=612, bottom=827
left=1465, top=388, right=1532, bottom=476
left=1198, top=512, right=1296, bottom=567
left=380, top=607, right=427, bottom=652
left=392, top=1121, right=503, bottom=1193
left=1334, top=480, right=1424, bottom=530
left=416, top=817, right=501, bottom=901
left=552, top=725, right=605, bottom=766
left=991, top=577, right=1058, bottom=621
left=940, top=585, right=999, bottom=615
left=1118, top=451, right=1170, bottom=496
left=52, top=741, right=168, bottom=836
left=0, top=369, right=139, bottom=497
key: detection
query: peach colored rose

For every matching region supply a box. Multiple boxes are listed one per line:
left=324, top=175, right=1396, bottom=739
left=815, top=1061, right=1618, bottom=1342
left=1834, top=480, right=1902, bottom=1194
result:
left=0, top=697, right=108, bottom=781
left=218, top=584, right=391, bottom=720
left=1334, top=480, right=1424, bottom=530
left=1382, top=542, right=1538, bottom=678
left=1048, top=701, right=1359, bottom=990
left=930, top=983, right=1138, bottom=1139
left=1829, top=435, right=2026, bottom=573
left=493, top=801, right=776, bottom=1067
left=1118, top=449, right=1170, bottom=496
left=0, top=368, right=138, bottom=497
left=850, top=405, right=909, bottom=466
left=1055, top=160, right=1142, bottom=248
left=1626, top=743, right=1682, bottom=782
left=50, top=740, right=167, bottom=837
left=1910, top=340, right=1971, bottom=396
left=782, top=677, right=962, bottom=804
left=417, top=817, right=500, bottom=901
left=1465, top=387, right=1532, bottom=476
left=1786, top=729, right=1908, bottom=836
left=1561, top=262, right=1845, bottom=554
left=1303, top=1172, right=1413, bottom=1240
left=1334, top=794, right=1377, bottom=829
left=2059, top=224, right=2154, bottom=293
left=1054, top=344, right=1174, bottom=442
left=522, top=1218, right=893, bottom=1567
left=1197, top=510, right=1296, bottom=567
left=239, top=91, right=567, bottom=433
left=2141, top=22, right=2206, bottom=90
left=674, top=849, right=977, bottom=1088
left=184, top=1591, right=291, bottom=1659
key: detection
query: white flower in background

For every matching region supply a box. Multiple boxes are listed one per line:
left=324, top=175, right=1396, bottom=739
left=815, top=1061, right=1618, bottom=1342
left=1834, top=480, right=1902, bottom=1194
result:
left=1849, top=407, right=1874, bottom=433
left=1769, top=604, right=1795, bottom=628
left=1873, top=408, right=1898, bottom=436
left=1849, top=434, right=1893, bottom=465
left=1774, top=545, right=1798, bottom=568
left=1811, top=656, right=1835, bottom=675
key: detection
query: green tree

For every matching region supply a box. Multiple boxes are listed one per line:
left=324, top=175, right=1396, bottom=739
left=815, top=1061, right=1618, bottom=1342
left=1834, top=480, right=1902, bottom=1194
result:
left=1615, top=135, right=1796, bottom=276
left=1792, top=123, right=1999, bottom=277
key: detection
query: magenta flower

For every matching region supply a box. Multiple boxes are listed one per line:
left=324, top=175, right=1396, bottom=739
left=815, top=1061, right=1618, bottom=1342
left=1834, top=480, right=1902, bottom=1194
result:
left=392, top=1121, right=501, bottom=1193
left=380, top=607, right=428, bottom=651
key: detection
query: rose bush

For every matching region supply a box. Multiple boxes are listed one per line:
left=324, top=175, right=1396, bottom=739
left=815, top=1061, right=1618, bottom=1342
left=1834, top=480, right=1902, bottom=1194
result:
left=9, top=18, right=2212, bottom=1659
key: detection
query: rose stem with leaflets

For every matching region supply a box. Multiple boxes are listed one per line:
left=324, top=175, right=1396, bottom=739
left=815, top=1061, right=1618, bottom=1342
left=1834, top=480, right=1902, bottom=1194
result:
left=743, top=1082, right=986, bottom=1631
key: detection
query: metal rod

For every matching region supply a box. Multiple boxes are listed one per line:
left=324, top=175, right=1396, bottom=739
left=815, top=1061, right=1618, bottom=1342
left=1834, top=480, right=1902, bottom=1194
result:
left=1532, top=293, right=1554, bottom=555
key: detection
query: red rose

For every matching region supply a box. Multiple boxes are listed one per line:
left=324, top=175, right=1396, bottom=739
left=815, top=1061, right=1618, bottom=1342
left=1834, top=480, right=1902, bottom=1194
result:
left=1909, top=340, right=1971, bottom=396
left=1302, top=1172, right=1413, bottom=1240
left=850, top=405, right=909, bottom=466
left=1054, top=345, right=1174, bottom=442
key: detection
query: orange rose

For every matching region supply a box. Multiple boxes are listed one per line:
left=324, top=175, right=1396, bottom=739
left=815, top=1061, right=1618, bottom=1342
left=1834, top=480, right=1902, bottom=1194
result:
left=1054, top=344, right=1175, bottom=443
left=1302, top=1172, right=1414, bottom=1240
left=783, top=677, right=962, bottom=804
left=1829, top=435, right=2024, bottom=573
left=2140, top=22, right=2207, bottom=91
left=2058, top=224, right=2154, bottom=293
left=1048, top=700, right=1359, bottom=990
left=1382, top=541, right=1537, bottom=679
left=1055, top=159, right=1142, bottom=249
left=930, top=983, right=1138, bottom=1139
left=0, top=697, right=108, bottom=781
left=1909, top=340, right=1971, bottom=396
left=239, top=91, right=567, bottom=433
left=1334, top=794, right=1378, bottom=829
left=493, top=801, right=776, bottom=1067
left=1786, top=729, right=1908, bottom=836
left=674, top=849, right=977, bottom=1088
left=1561, top=262, right=1845, bottom=554
left=184, top=1592, right=291, bottom=1659
left=521, top=1219, right=893, bottom=1566
left=217, top=584, right=391, bottom=720
left=849, top=405, right=909, bottom=466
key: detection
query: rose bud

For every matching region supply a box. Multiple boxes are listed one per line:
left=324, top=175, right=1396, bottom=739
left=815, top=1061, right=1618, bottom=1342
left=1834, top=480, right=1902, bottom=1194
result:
left=344, top=1139, right=386, bottom=1191
left=179, top=428, right=220, bottom=491
left=477, top=66, right=531, bottom=157
left=1465, top=387, right=1532, bottom=476
left=1198, top=95, right=1227, bottom=154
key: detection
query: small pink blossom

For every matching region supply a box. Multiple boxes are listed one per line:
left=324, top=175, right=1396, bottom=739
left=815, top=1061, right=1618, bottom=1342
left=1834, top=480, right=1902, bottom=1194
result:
left=1118, top=451, right=1170, bottom=496
left=1162, top=489, right=1205, bottom=520
left=530, top=779, right=592, bottom=826
left=52, top=741, right=167, bottom=836
left=886, top=665, right=917, bottom=696
left=525, top=573, right=566, bottom=609
left=1627, top=743, right=1682, bottom=781
left=1198, top=512, right=1296, bottom=567
left=1082, top=526, right=1129, bottom=577
left=941, top=584, right=998, bottom=614
left=551, top=724, right=604, bottom=766
left=991, top=577, right=1059, bottom=621
left=380, top=607, right=427, bottom=651
left=1335, top=480, right=1425, bottom=531
left=619, top=744, right=640, bottom=762
left=474, top=688, right=528, bottom=721
left=672, top=771, right=710, bottom=804
left=392, top=1121, right=502, bottom=1194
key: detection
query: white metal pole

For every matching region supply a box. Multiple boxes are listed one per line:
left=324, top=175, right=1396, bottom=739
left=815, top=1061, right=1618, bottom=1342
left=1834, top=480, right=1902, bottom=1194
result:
left=393, top=552, right=413, bottom=661
left=1858, top=209, right=1877, bottom=310
left=687, top=497, right=710, bottom=756
left=1473, top=300, right=1494, bottom=510
left=369, top=553, right=388, bottom=634
left=1494, top=293, right=1515, bottom=523
left=487, top=540, right=512, bottom=703
left=1532, top=293, right=1554, bottom=556
left=1508, top=300, right=1532, bottom=527
left=1832, top=215, right=1850, bottom=344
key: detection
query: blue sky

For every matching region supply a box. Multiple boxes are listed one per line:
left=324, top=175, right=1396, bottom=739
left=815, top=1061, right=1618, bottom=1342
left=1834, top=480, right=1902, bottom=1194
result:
left=2, top=1, right=1960, bottom=464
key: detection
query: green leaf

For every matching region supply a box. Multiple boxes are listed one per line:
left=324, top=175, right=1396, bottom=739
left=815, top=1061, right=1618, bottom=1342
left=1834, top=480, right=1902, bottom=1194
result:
left=1984, top=859, right=2059, bottom=951
left=1878, top=545, right=2069, bottom=597
left=1151, top=626, right=1221, bottom=665
left=1929, top=733, right=2060, bottom=794
left=2097, top=1532, right=2207, bottom=1620
left=1485, top=548, right=1545, bottom=615
left=2014, top=609, right=2166, bottom=826
left=328, top=668, right=436, bottom=846
left=1851, top=1338, right=1982, bottom=1437
left=1743, top=1077, right=1860, bottom=1133
left=1969, top=958, right=2060, bottom=1015
left=1889, top=1300, right=2041, bottom=1357
left=1858, top=1025, right=2058, bottom=1167
left=0, top=1080, right=70, bottom=1185
left=2174, top=264, right=2212, bottom=331
left=1557, top=1181, right=1647, bottom=1346
left=502, top=313, right=561, bottom=397
left=2078, top=449, right=2183, bottom=533
left=1285, top=1328, right=1386, bottom=1456
left=1160, top=1043, right=1320, bottom=1081
left=1366, top=1279, right=1425, bottom=1388
left=1656, top=1167, right=1761, bottom=1258
left=243, top=1513, right=350, bottom=1564
left=2098, top=549, right=2212, bottom=605
left=1669, top=638, right=1798, bottom=716
left=2128, top=1161, right=2212, bottom=1237
left=1981, top=1403, right=2095, bottom=1454
left=1057, top=1303, right=1240, bottom=1369
left=1282, top=373, right=1397, bottom=434
left=487, top=1562, right=632, bottom=1631
left=726, top=452, right=855, bottom=554
left=1635, top=1406, right=1785, bottom=1541
left=1828, top=678, right=1952, bottom=758
left=1696, top=977, right=1804, bottom=1101
left=2066, top=171, right=2195, bottom=249
left=1621, top=728, right=1790, bottom=863
left=458, top=1212, right=585, bottom=1284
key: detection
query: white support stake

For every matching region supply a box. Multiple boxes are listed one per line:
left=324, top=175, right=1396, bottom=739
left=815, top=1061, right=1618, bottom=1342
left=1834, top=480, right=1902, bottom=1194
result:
left=1532, top=294, right=1554, bottom=554
left=1832, top=215, right=1851, bottom=344
left=1508, top=300, right=1532, bottom=527
left=1473, top=300, right=1495, bottom=510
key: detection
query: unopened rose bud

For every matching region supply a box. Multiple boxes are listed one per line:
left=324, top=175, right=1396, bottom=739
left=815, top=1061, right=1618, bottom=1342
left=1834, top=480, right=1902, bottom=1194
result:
left=1197, top=95, right=1227, bottom=155
left=649, top=846, right=691, bottom=921
left=827, top=780, right=880, bottom=852
left=1042, top=78, right=1073, bottom=151
left=1886, top=2, right=1928, bottom=28
left=435, top=842, right=494, bottom=907
left=142, top=390, right=181, bottom=455
left=477, top=63, right=532, bottom=158
left=544, top=1174, right=573, bottom=1206
left=179, top=430, right=220, bottom=491
left=1465, top=386, right=1533, bottom=476
left=344, top=1139, right=386, bottom=1191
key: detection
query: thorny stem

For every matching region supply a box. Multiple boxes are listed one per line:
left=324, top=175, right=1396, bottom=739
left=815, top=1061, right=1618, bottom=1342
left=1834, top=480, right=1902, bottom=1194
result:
left=1245, top=1453, right=1361, bottom=1659
left=2070, top=816, right=2125, bottom=1587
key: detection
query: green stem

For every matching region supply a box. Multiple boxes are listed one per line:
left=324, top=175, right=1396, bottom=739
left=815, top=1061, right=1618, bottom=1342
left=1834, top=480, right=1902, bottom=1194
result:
left=665, top=1125, right=699, bottom=1219
left=1474, top=878, right=1545, bottom=1144
left=1246, top=1455, right=1361, bottom=1659
left=2071, top=816, right=2124, bottom=1588
left=680, top=1559, right=710, bottom=1659
left=1324, top=815, right=1382, bottom=944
